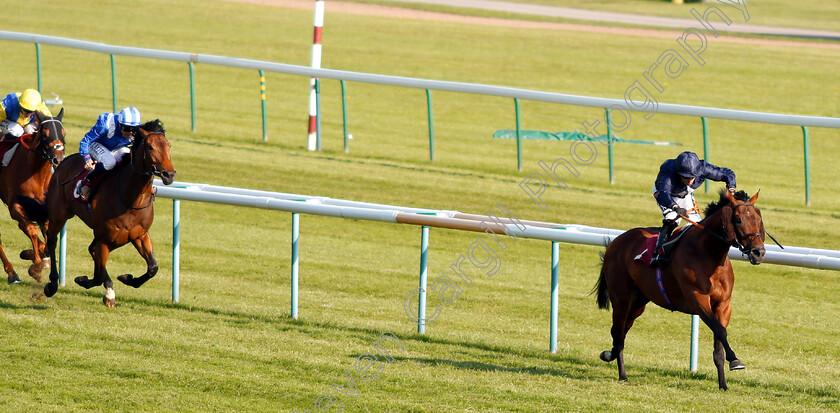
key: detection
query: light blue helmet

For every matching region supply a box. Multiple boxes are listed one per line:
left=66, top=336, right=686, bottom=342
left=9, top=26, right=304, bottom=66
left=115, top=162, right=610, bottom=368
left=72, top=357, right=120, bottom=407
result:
left=117, top=106, right=141, bottom=127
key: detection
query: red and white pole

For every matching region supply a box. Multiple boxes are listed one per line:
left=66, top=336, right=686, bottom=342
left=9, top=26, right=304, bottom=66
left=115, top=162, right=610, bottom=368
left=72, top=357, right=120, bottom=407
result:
left=307, top=0, right=325, bottom=151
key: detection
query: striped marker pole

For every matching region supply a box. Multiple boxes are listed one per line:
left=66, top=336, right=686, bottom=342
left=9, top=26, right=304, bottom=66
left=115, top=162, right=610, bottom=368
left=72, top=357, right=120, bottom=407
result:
left=307, top=0, right=325, bottom=151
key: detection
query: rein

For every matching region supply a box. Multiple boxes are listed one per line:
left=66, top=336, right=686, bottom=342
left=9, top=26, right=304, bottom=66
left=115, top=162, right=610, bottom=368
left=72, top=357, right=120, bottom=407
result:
left=677, top=202, right=783, bottom=254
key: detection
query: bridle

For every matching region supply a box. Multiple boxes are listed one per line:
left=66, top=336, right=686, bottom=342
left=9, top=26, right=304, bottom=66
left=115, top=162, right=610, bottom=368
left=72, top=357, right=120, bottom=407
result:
left=21, top=118, right=65, bottom=166
left=677, top=201, right=781, bottom=256
left=131, top=133, right=164, bottom=177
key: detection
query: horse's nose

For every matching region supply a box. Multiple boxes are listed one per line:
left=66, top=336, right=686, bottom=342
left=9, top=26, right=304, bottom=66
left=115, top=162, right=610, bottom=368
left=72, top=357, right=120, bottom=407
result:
left=750, top=247, right=765, bottom=265
left=161, top=170, right=176, bottom=185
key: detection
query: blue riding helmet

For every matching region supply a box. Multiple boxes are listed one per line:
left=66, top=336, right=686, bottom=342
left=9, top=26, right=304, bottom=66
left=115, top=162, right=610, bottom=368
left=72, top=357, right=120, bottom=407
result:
left=675, top=151, right=701, bottom=178
left=117, top=107, right=141, bottom=127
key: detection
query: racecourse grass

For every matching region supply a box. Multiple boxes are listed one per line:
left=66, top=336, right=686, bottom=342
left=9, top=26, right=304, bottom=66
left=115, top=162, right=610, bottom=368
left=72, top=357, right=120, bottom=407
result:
left=0, top=0, right=839, bottom=412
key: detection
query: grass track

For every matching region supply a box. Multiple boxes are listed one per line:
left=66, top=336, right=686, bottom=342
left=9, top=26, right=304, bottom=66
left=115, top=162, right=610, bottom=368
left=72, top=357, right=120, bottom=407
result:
left=1, top=1, right=839, bottom=411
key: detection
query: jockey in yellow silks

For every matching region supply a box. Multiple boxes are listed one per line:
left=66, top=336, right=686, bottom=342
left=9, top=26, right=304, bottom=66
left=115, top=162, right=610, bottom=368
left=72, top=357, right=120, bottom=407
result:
left=0, top=89, right=52, bottom=139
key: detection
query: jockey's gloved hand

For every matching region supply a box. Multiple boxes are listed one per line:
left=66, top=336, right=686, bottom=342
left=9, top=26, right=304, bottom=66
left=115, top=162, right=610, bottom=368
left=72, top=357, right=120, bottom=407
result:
left=672, top=206, right=688, bottom=217
left=728, top=187, right=736, bottom=194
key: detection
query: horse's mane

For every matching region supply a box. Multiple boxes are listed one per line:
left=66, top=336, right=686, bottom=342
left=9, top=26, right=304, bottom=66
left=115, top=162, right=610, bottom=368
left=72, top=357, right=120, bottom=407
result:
left=704, top=189, right=750, bottom=218
left=140, top=119, right=165, bottom=135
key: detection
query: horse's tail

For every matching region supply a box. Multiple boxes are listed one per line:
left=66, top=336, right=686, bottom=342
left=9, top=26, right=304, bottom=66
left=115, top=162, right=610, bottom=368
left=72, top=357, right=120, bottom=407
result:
left=592, top=250, right=611, bottom=311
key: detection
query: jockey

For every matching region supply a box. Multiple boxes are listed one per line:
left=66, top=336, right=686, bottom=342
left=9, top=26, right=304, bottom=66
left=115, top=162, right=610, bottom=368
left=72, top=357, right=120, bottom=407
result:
left=74, top=106, right=142, bottom=202
left=0, top=89, right=52, bottom=139
left=650, top=151, right=736, bottom=267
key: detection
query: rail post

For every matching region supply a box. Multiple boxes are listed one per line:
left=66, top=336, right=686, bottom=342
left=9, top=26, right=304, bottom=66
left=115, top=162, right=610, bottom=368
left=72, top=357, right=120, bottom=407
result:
left=172, top=199, right=180, bottom=303
left=110, top=54, right=117, bottom=112
left=515, top=98, right=522, bottom=172
left=803, top=126, right=811, bottom=206
left=59, top=225, right=66, bottom=287
left=35, top=43, right=42, bottom=92
left=188, top=61, right=196, bottom=132
left=426, top=89, right=435, bottom=161
left=341, top=80, right=349, bottom=153
left=418, top=226, right=429, bottom=334
left=550, top=241, right=559, bottom=353
left=291, top=213, right=300, bottom=319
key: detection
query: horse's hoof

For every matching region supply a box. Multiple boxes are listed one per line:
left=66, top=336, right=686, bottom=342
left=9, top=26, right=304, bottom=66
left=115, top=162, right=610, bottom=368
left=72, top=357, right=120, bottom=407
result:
left=7, top=273, right=21, bottom=284
left=600, top=351, right=613, bottom=362
left=28, top=264, right=43, bottom=283
left=103, top=289, right=116, bottom=308
left=44, top=282, right=57, bottom=297
left=20, top=249, right=34, bottom=260
left=729, top=359, right=745, bottom=371
left=74, top=276, right=89, bottom=287
left=117, top=274, right=133, bottom=286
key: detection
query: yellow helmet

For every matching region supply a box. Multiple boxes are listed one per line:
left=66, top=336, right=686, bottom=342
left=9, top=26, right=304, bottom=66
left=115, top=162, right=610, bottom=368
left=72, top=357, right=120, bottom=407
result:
left=19, top=89, right=42, bottom=112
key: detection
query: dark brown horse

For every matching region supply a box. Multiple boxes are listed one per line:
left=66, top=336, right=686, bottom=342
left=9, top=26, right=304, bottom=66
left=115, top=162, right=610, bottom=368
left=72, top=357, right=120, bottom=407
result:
left=43, top=119, right=175, bottom=306
left=594, top=189, right=765, bottom=390
left=0, top=109, right=66, bottom=284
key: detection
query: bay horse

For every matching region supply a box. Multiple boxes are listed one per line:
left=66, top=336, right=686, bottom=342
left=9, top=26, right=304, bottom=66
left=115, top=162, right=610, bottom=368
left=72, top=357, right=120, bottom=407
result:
left=0, top=108, right=66, bottom=284
left=43, top=119, right=175, bottom=307
left=594, top=189, right=765, bottom=390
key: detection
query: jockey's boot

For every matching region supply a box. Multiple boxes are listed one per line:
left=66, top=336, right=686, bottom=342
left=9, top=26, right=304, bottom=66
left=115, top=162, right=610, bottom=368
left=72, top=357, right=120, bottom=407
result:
left=74, top=163, right=105, bottom=202
left=650, top=219, right=678, bottom=268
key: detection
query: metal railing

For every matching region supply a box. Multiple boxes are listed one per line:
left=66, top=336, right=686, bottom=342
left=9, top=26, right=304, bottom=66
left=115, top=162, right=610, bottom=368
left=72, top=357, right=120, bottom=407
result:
left=3, top=31, right=840, bottom=204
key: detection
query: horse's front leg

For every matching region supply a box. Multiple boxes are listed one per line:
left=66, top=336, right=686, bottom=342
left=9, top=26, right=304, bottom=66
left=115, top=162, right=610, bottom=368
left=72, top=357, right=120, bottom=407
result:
left=117, top=232, right=158, bottom=289
left=0, top=233, right=21, bottom=284
left=15, top=214, right=47, bottom=282
left=693, top=293, right=744, bottom=386
left=77, top=241, right=116, bottom=307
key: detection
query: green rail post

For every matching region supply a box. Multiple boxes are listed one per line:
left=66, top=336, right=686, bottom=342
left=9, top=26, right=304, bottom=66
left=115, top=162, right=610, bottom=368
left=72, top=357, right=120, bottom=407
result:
left=426, top=89, right=434, bottom=161
left=59, top=225, right=66, bottom=287
left=188, top=62, right=196, bottom=132
left=515, top=98, right=522, bottom=172
left=803, top=126, right=811, bottom=206
left=259, top=70, right=267, bottom=142
left=417, top=226, right=429, bottom=334
left=606, top=109, right=614, bottom=184
left=35, top=43, right=42, bottom=93
left=172, top=199, right=180, bottom=303
left=110, top=54, right=117, bottom=112
left=341, top=80, right=349, bottom=153
left=702, top=117, right=710, bottom=194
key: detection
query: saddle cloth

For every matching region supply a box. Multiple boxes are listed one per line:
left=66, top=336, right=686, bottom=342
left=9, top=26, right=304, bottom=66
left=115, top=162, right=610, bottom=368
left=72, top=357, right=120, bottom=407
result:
left=633, top=225, right=691, bottom=265
left=0, top=135, right=25, bottom=167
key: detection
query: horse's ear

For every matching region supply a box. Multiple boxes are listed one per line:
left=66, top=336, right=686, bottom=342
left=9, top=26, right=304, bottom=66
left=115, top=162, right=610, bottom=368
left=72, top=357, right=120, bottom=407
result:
left=138, top=128, right=150, bottom=139
left=725, top=188, right=737, bottom=204
left=749, top=189, right=760, bottom=205
left=721, top=205, right=736, bottom=242
left=35, top=110, right=45, bottom=123
left=56, top=107, right=64, bottom=122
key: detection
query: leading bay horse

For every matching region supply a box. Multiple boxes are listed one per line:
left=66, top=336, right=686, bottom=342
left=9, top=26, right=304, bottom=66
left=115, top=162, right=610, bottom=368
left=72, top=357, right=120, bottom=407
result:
left=0, top=108, right=66, bottom=283
left=594, top=189, right=765, bottom=390
left=43, top=119, right=175, bottom=306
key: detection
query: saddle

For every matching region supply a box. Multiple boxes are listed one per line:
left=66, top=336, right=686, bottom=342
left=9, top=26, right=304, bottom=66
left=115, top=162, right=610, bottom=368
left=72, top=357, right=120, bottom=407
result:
left=0, top=135, right=25, bottom=167
left=72, top=169, right=108, bottom=204
left=634, top=226, right=691, bottom=266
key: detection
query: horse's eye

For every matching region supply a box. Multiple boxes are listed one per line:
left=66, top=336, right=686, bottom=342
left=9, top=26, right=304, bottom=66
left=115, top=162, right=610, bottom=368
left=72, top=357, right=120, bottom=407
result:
left=734, top=218, right=742, bottom=225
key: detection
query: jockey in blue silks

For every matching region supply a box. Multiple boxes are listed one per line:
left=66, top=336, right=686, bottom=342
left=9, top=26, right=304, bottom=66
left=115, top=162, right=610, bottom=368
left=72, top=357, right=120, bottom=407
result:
left=650, top=151, right=737, bottom=267
left=74, top=107, right=142, bottom=201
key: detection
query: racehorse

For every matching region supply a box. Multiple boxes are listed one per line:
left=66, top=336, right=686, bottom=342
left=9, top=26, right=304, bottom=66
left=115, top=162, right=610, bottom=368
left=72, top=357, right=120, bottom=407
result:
left=593, top=189, right=765, bottom=390
left=43, top=119, right=175, bottom=307
left=0, top=108, right=66, bottom=284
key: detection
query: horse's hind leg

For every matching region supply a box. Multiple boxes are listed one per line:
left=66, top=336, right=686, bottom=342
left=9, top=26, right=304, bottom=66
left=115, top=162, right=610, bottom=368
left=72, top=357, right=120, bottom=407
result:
left=602, top=292, right=648, bottom=381
left=117, top=232, right=158, bottom=288
left=0, top=234, right=21, bottom=284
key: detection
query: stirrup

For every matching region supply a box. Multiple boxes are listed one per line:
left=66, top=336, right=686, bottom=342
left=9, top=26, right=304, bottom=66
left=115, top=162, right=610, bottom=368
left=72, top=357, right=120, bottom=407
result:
left=74, top=180, right=89, bottom=202
left=650, top=254, right=670, bottom=268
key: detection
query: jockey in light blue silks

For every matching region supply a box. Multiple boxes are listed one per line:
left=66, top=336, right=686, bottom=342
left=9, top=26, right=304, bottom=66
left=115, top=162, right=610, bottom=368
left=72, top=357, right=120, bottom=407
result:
left=74, top=107, right=142, bottom=202
left=650, top=151, right=737, bottom=268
